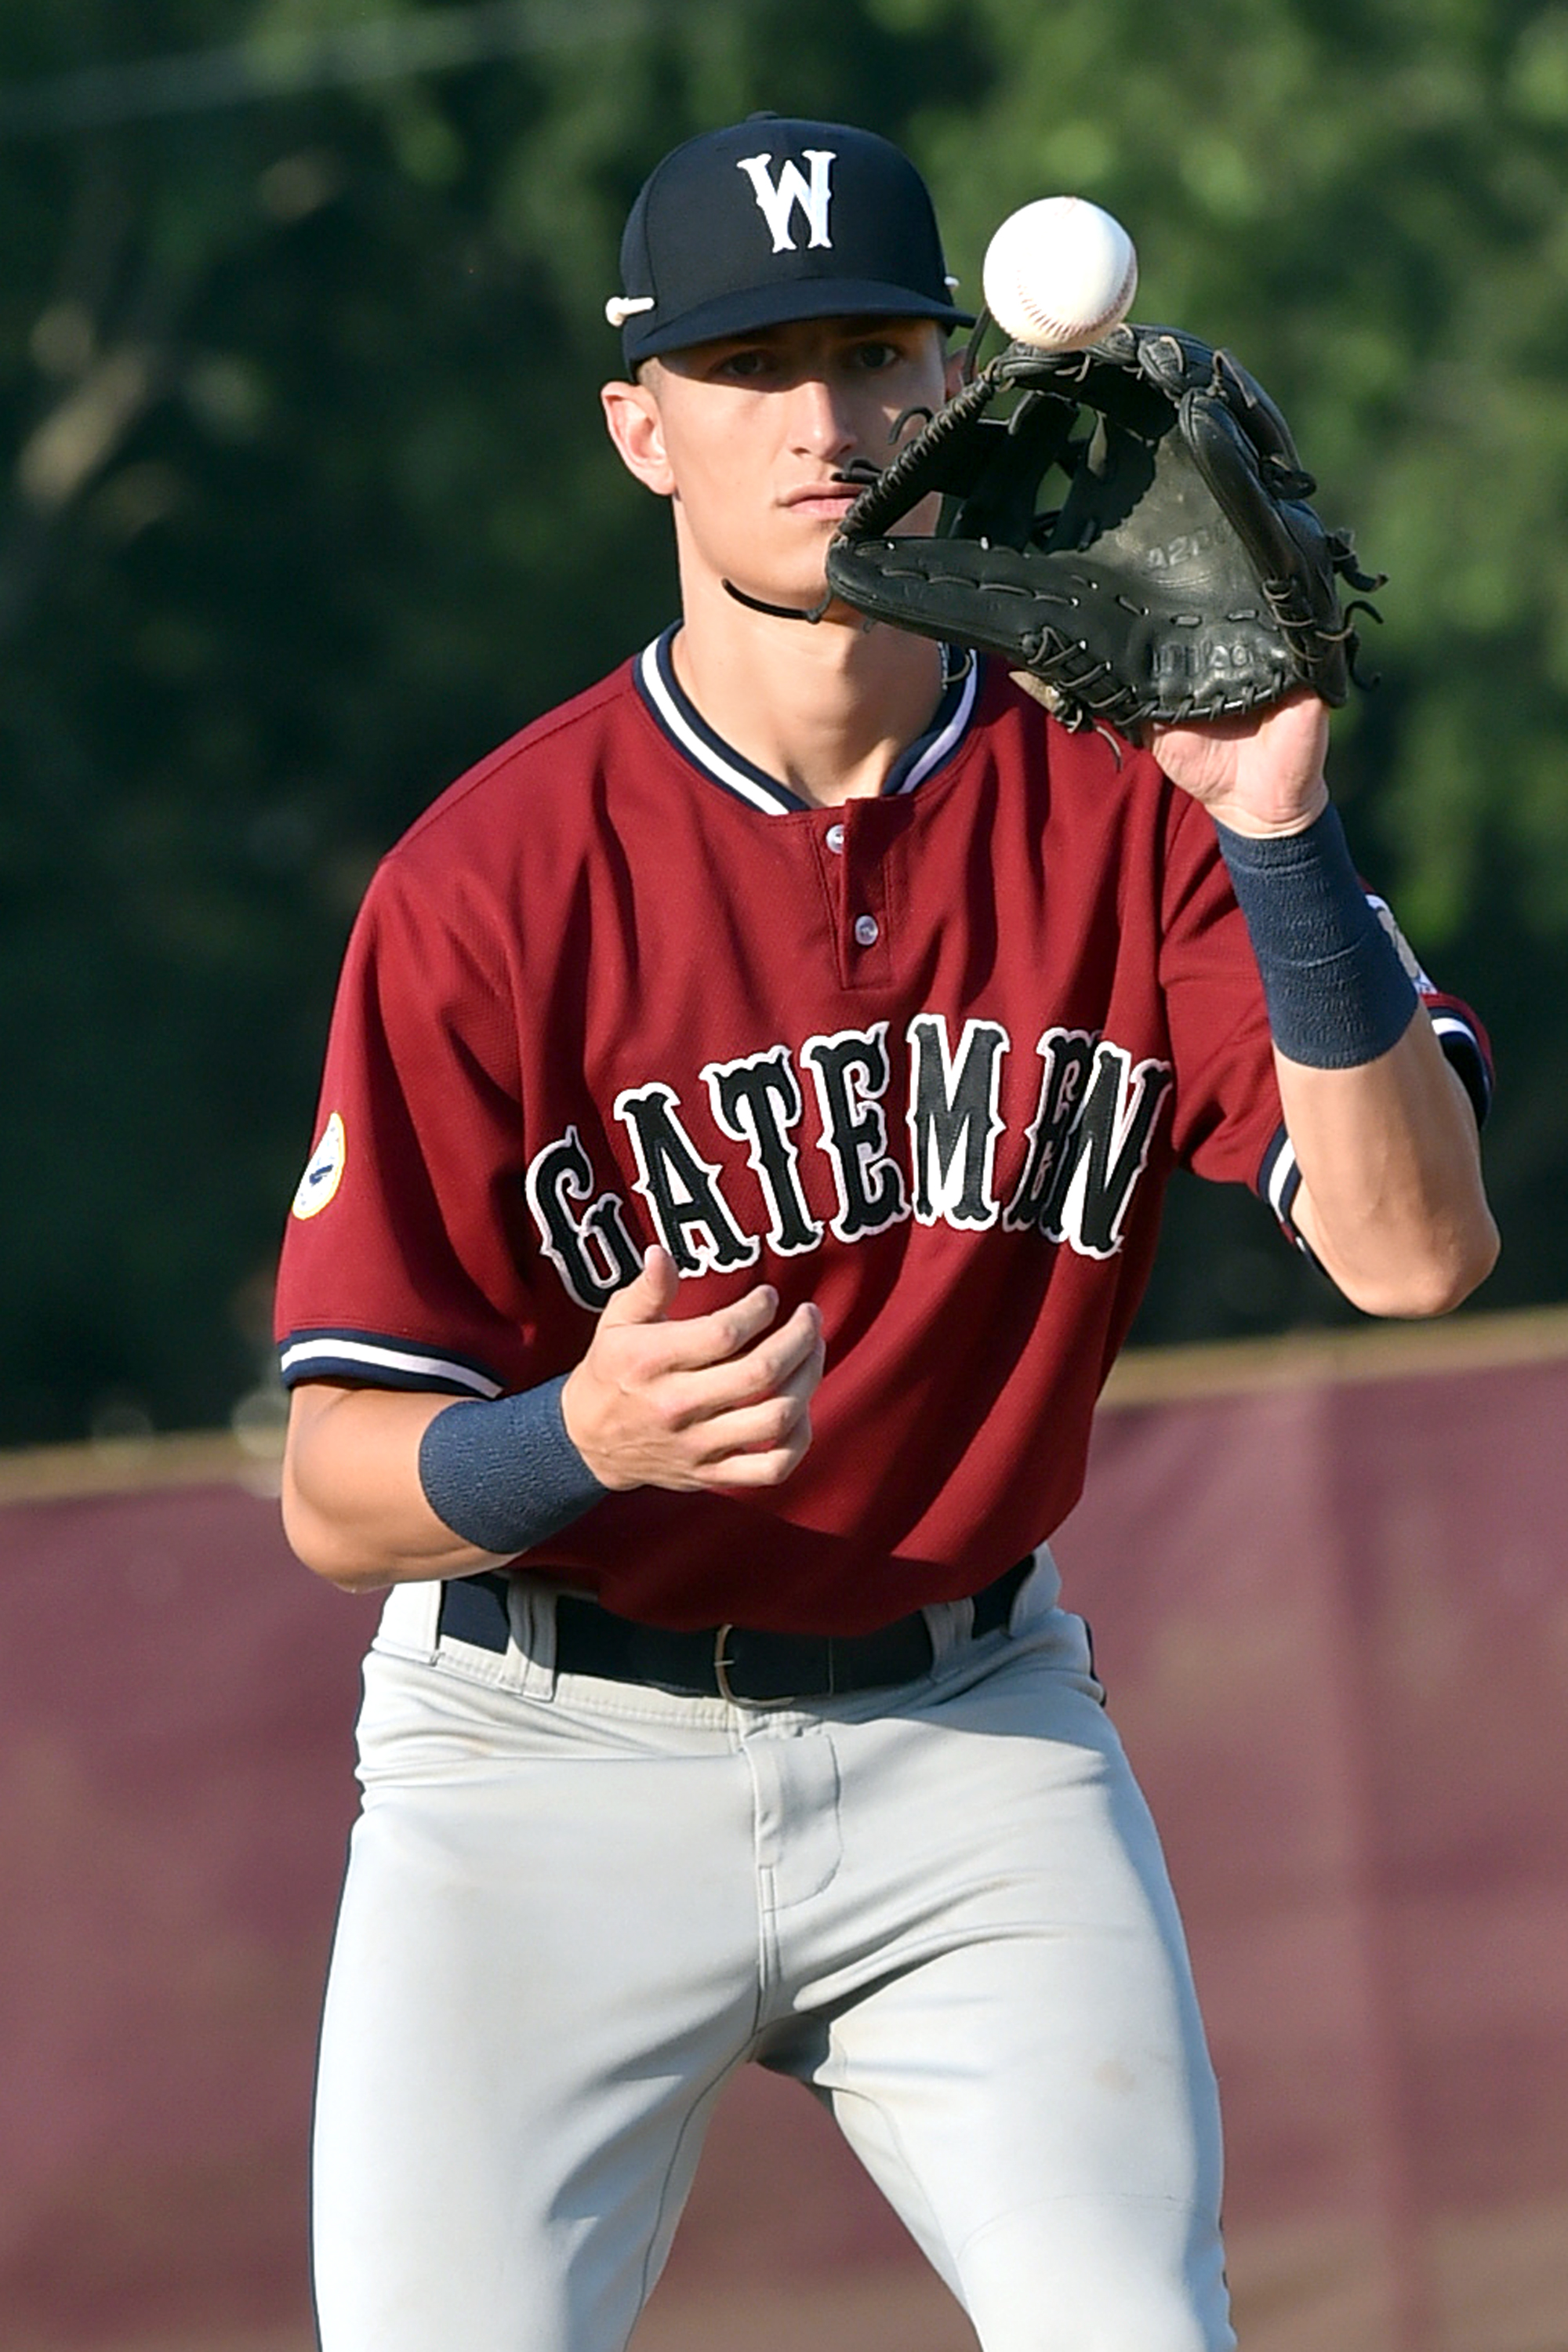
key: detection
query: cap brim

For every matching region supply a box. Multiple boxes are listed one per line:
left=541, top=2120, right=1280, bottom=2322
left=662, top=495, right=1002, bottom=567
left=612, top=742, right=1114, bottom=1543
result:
left=627, top=277, right=975, bottom=362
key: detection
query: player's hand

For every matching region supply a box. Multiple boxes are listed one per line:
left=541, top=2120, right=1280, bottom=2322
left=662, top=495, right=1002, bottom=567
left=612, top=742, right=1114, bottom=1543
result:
left=561, top=1246, right=825, bottom=1494
left=1149, top=689, right=1330, bottom=837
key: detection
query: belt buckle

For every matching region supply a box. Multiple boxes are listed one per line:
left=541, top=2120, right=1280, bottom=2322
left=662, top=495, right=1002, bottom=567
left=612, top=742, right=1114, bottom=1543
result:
left=713, top=1624, right=797, bottom=1708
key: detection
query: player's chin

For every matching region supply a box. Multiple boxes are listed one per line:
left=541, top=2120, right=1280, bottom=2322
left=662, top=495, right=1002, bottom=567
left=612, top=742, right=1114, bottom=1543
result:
left=777, top=503, right=858, bottom=561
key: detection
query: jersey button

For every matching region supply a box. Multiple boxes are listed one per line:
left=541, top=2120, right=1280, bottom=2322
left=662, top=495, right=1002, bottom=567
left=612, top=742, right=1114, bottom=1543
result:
left=826, top=822, right=846, bottom=854
left=853, top=913, right=880, bottom=946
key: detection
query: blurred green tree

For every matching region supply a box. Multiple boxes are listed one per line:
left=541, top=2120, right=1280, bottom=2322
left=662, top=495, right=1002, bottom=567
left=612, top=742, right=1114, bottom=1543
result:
left=0, top=0, right=1560, bottom=1443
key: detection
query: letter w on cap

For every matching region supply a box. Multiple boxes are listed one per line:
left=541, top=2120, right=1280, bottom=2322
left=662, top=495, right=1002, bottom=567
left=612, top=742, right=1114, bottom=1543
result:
left=735, top=150, right=836, bottom=252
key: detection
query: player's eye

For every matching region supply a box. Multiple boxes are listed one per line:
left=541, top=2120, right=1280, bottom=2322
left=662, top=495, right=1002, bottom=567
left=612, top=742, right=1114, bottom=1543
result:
left=710, top=345, right=779, bottom=382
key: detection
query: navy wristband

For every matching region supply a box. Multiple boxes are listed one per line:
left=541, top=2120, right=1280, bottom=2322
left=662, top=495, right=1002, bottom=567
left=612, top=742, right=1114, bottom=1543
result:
left=1214, top=804, right=1418, bottom=1069
left=418, top=1375, right=608, bottom=1557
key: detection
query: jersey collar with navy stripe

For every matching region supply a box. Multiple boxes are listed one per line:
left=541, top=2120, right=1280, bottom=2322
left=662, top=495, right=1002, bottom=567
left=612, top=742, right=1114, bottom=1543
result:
left=634, top=623, right=979, bottom=815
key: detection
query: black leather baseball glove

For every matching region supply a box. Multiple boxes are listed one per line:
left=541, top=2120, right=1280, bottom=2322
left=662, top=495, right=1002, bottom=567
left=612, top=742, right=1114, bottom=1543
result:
left=824, top=321, right=1381, bottom=736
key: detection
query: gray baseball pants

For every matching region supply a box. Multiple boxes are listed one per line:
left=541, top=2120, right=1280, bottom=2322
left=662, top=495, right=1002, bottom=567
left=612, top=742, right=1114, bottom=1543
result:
left=310, top=1555, right=1233, bottom=2352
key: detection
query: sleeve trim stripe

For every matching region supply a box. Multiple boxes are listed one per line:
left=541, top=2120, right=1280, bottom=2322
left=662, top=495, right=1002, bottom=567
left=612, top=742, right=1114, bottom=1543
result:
left=1429, top=1007, right=1485, bottom=1054
left=1258, top=1124, right=1319, bottom=1261
left=1426, top=1010, right=1494, bottom=1120
left=1259, top=1126, right=1301, bottom=1227
left=279, top=1336, right=506, bottom=1396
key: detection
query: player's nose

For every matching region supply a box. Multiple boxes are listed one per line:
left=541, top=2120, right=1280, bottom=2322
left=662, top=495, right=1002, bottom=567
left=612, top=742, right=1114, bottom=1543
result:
left=784, top=372, right=858, bottom=461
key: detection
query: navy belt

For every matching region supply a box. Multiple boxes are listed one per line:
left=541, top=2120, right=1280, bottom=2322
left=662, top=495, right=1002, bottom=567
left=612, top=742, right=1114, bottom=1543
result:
left=437, top=1556, right=1033, bottom=1704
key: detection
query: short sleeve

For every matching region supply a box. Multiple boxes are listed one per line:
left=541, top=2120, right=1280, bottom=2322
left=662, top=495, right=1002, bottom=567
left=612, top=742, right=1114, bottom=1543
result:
left=273, top=854, right=540, bottom=1396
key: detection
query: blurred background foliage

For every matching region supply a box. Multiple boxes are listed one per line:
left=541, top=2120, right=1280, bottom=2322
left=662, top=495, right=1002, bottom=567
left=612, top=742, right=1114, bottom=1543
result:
left=1, top=0, right=1564, bottom=1446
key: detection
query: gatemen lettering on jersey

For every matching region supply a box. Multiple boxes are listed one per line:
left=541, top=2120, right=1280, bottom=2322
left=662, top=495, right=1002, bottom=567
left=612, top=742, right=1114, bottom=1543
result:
left=735, top=149, right=836, bottom=252
left=526, top=1014, right=1174, bottom=1311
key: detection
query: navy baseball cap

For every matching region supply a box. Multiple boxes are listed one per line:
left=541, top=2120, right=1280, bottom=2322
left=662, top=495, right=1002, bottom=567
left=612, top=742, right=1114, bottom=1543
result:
left=607, top=115, right=973, bottom=368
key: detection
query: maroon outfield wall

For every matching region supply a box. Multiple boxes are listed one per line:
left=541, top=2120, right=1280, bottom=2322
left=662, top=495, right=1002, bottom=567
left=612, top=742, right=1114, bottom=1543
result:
left=1, top=1312, right=1566, bottom=2352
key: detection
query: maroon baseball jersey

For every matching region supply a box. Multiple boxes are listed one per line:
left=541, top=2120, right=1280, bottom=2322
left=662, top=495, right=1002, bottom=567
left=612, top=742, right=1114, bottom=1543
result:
left=275, top=637, right=1490, bottom=1632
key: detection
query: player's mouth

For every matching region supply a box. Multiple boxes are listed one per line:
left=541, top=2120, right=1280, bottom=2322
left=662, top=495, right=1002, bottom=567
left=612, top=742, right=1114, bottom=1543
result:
left=781, top=485, right=862, bottom=518
left=780, top=465, right=878, bottom=520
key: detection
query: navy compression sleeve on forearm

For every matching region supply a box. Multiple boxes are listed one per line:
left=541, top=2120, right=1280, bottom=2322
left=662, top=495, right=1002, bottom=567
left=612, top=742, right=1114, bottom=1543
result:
left=1213, top=803, right=1418, bottom=1069
left=417, top=1375, right=608, bottom=1557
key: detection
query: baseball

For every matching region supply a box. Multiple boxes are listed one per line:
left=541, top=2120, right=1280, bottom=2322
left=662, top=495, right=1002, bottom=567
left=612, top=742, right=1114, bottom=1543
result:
left=982, top=197, right=1138, bottom=351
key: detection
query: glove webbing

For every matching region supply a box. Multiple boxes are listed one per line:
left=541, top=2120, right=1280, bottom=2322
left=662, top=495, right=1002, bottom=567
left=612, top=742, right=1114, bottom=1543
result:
left=837, top=363, right=1005, bottom=544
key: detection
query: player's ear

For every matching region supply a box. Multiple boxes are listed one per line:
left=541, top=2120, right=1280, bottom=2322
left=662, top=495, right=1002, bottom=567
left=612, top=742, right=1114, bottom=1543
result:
left=942, top=339, right=965, bottom=401
left=601, top=376, right=675, bottom=499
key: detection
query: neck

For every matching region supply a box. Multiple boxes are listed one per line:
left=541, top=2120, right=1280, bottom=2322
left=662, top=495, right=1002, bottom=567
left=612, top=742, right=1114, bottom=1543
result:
left=670, top=566, right=947, bottom=808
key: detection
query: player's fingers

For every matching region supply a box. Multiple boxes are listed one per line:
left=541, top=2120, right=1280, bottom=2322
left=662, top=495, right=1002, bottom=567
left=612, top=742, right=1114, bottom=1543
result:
left=681, top=1347, right=821, bottom=1474
left=612, top=1281, right=786, bottom=1380
left=691, top=1401, right=816, bottom=1487
left=594, top=1244, right=679, bottom=1328
left=659, top=1302, right=822, bottom=1420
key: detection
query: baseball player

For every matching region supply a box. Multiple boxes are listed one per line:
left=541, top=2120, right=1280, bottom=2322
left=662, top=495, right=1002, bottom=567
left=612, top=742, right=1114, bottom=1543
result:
left=276, top=117, right=1496, bottom=2352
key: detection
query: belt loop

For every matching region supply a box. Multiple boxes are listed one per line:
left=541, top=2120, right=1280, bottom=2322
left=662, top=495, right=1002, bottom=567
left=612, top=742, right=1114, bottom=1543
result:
left=511, top=1577, right=559, bottom=1700
left=920, top=1595, right=970, bottom=1669
left=379, top=1578, right=443, bottom=1664
left=1011, top=1544, right=1054, bottom=1626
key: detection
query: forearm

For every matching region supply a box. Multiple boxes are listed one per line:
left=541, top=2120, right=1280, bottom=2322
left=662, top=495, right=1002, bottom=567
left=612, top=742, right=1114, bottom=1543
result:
left=1280, top=1014, right=1498, bottom=1316
left=281, top=1254, right=823, bottom=1592
left=1197, top=772, right=1497, bottom=1319
left=282, top=1383, right=514, bottom=1592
